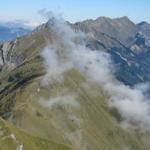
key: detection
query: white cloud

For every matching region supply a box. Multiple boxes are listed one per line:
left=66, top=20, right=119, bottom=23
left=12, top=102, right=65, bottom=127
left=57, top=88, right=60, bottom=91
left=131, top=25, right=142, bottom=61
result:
left=39, top=93, right=79, bottom=109
left=41, top=46, right=73, bottom=86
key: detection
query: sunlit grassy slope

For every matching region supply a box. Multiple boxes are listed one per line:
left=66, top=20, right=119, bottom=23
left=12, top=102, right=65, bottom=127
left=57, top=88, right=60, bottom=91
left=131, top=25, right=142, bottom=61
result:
left=0, top=117, right=73, bottom=150
left=0, top=28, right=149, bottom=150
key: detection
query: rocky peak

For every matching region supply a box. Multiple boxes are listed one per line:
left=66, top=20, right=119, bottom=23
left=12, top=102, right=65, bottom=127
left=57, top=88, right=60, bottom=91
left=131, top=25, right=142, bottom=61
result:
left=138, top=21, right=150, bottom=27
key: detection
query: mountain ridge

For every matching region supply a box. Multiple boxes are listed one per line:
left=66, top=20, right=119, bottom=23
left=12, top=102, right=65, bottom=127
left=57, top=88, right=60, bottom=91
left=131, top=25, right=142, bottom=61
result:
left=0, top=16, right=150, bottom=149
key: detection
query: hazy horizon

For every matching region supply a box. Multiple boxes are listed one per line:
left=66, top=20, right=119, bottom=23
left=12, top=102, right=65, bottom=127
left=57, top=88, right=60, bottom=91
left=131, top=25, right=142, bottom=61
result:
left=0, top=0, right=149, bottom=28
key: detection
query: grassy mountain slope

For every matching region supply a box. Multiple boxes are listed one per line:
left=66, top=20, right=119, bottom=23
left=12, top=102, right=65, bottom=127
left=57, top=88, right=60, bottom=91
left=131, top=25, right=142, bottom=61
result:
left=0, top=117, right=73, bottom=150
left=0, top=22, right=149, bottom=150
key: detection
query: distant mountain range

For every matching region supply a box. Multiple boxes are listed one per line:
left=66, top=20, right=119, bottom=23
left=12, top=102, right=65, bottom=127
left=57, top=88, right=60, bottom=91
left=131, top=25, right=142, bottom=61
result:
left=0, top=23, right=31, bottom=42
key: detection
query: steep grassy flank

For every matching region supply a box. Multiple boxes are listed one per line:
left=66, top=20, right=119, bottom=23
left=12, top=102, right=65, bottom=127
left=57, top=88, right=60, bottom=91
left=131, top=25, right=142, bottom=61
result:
left=0, top=117, right=73, bottom=150
left=2, top=65, right=148, bottom=150
left=0, top=25, right=149, bottom=150
left=0, top=55, right=44, bottom=118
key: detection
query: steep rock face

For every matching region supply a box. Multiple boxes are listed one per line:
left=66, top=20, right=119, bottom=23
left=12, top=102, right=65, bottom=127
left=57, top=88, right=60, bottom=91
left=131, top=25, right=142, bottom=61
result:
left=72, top=16, right=138, bottom=45
left=0, top=26, right=50, bottom=72
left=70, top=17, right=150, bottom=86
left=0, top=40, right=21, bottom=71
left=138, top=21, right=150, bottom=37
left=130, top=22, right=150, bottom=53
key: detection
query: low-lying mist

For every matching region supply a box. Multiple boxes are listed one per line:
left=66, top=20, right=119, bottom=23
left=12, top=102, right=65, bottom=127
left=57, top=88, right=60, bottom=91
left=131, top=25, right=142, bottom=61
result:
left=39, top=93, right=79, bottom=109
left=41, top=46, right=73, bottom=86
left=40, top=10, right=150, bottom=131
